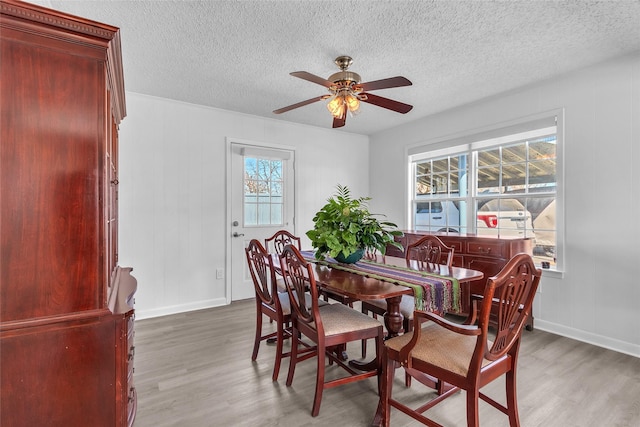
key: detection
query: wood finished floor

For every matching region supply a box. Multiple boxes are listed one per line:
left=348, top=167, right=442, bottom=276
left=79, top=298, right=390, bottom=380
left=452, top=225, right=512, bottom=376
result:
left=133, top=299, right=640, bottom=426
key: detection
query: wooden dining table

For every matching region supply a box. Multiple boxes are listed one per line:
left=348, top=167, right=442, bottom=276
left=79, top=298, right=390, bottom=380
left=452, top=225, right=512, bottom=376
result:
left=307, top=253, right=484, bottom=339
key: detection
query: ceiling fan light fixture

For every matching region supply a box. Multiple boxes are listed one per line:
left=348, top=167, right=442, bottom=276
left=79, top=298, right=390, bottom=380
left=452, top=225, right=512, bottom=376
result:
left=326, top=94, right=345, bottom=118
left=327, top=91, right=360, bottom=118
left=345, top=93, right=360, bottom=114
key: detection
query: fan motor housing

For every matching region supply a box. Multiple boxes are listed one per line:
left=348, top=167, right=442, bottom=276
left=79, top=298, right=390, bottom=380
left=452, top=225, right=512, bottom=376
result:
left=329, top=70, right=361, bottom=85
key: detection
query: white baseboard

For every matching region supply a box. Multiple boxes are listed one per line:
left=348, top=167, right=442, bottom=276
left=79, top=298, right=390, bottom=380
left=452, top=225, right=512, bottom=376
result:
left=535, top=319, right=640, bottom=358
left=134, top=297, right=228, bottom=320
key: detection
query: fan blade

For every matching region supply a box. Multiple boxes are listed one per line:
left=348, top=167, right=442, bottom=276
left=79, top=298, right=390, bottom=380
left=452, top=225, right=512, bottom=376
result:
left=361, top=93, right=413, bottom=114
left=332, top=113, right=346, bottom=128
left=333, top=108, right=347, bottom=129
left=273, top=96, right=326, bottom=114
left=290, top=71, right=334, bottom=88
left=357, top=76, right=412, bottom=92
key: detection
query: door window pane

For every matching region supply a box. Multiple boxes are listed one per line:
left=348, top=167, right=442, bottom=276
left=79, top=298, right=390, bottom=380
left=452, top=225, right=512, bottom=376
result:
left=244, top=157, right=285, bottom=226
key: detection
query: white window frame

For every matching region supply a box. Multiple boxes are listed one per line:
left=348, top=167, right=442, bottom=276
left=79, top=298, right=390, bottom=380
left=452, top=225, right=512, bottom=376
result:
left=406, top=110, right=564, bottom=274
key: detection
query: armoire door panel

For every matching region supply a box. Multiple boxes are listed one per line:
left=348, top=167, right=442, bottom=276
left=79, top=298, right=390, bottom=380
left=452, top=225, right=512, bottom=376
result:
left=1, top=33, right=106, bottom=321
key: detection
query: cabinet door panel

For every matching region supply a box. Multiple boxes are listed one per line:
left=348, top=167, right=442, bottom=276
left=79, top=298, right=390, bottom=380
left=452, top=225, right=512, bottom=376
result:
left=467, top=257, right=502, bottom=295
left=1, top=38, right=104, bottom=321
left=0, top=317, right=116, bottom=426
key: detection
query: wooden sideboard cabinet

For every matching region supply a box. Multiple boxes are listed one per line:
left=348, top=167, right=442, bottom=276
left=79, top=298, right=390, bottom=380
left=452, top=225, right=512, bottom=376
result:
left=111, top=267, right=138, bottom=426
left=387, top=231, right=534, bottom=329
left=0, top=1, right=135, bottom=425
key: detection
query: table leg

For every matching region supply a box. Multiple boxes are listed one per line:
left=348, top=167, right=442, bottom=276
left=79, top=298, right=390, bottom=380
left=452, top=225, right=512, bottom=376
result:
left=349, top=295, right=405, bottom=372
left=383, top=295, right=404, bottom=338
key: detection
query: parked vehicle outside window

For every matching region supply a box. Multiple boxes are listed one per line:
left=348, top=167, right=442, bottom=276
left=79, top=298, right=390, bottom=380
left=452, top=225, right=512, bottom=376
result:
left=414, top=201, right=460, bottom=232
left=415, top=198, right=535, bottom=239
left=532, top=199, right=556, bottom=259
left=476, top=198, right=533, bottom=238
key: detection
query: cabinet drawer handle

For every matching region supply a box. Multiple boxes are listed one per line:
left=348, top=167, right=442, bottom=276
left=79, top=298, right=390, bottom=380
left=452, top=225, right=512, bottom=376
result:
left=128, top=346, right=135, bottom=360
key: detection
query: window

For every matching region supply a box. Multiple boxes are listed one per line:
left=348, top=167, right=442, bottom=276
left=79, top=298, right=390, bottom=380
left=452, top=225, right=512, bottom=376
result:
left=243, top=157, right=284, bottom=226
left=409, top=114, right=561, bottom=269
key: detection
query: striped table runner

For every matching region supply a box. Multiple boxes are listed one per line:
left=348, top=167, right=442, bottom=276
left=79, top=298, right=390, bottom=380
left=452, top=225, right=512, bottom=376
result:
left=301, top=251, right=461, bottom=314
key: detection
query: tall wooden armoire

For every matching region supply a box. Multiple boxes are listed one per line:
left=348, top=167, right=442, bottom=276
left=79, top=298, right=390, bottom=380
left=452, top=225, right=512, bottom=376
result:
left=1, top=1, right=136, bottom=425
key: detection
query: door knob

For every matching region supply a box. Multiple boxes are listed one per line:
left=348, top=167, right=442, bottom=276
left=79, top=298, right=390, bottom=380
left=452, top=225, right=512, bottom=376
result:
left=233, top=232, right=245, bottom=237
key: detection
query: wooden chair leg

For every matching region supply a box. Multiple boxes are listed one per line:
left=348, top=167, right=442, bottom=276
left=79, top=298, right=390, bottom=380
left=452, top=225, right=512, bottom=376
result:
left=466, top=388, right=480, bottom=427
left=375, top=333, right=383, bottom=392
left=403, top=318, right=413, bottom=387
left=252, top=304, right=263, bottom=361
left=361, top=307, right=386, bottom=359
left=285, top=325, right=299, bottom=387
left=506, top=369, right=521, bottom=427
left=272, top=320, right=284, bottom=381
left=380, top=350, right=395, bottom=427
left=311, top=343, right=326, bottom=417
left=361, top=302, right=368, bottom=358
left=404, top=370, right=412, bottom=387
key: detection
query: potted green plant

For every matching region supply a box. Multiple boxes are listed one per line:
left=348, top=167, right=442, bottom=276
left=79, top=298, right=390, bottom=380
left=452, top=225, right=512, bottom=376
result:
left=306, top=184, right=403, bottom=263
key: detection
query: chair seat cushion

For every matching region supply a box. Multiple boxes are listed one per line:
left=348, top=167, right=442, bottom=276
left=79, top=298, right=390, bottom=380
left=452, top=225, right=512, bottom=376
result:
left=277, top=292, right=327, bottom=315
left=365, top=294, right=415, bottom=318
left=385, top=322, right=492, bottom=377
left=318, top=303, right=382, bottom=336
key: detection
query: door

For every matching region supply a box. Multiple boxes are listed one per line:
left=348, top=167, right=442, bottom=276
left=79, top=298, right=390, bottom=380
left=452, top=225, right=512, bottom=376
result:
left=228, top=141, right=295, bottom=301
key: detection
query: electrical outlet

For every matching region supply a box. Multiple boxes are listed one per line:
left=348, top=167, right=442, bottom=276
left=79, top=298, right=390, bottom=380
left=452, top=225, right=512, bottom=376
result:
left=216, top=268, right=224, bottom=279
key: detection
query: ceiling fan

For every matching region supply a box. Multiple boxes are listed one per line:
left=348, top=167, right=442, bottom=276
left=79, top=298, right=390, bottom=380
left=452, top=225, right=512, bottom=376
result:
left=273, top=56, right=413, bottom=128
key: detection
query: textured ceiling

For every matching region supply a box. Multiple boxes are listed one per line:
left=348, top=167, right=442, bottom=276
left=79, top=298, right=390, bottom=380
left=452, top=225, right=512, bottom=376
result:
left=33, top=0, right=640, bottom=135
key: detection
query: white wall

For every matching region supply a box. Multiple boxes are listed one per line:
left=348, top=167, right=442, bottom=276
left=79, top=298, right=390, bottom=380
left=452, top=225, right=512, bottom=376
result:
left=118, top=94, right=369, bottom=319
left=369, top=53, right=640, bottom=357
left=118, top=53, right=639, bottom=357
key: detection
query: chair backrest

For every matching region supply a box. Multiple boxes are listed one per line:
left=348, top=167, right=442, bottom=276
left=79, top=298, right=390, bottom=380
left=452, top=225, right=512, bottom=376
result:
left=279, top=244, right=323, bottom=334
left=480, top=253, right=541, bottom=361
left=405, top=235, right=454, bottom=270
left=265, top=230, right=301, bottom=256
left=245, top=239, right=279, bottom=307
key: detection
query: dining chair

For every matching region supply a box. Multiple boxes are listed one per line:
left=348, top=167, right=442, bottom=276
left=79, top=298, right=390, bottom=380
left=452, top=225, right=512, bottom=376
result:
left=361, top=235, right=455, bottom=358
left=266, top=229, right=355, bottom=307
left=378, top=253, right=541, bottom=427
left=245, top=239, right=302, bottom=381
left=265, top=229, right=302, bottom=260
left=279, top=244, right=385, bottom=417
left=264, top=230, right=302, bottom=302
left=264, top=230, right=301, bottom=293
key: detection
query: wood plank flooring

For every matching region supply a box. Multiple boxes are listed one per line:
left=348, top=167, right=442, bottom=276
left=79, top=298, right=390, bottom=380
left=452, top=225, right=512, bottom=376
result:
left=132, top=300, right=640, bottom=426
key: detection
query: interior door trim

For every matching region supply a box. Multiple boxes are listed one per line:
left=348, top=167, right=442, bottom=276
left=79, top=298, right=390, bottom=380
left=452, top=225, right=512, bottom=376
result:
left=225, top=137, right=297, bottom=304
